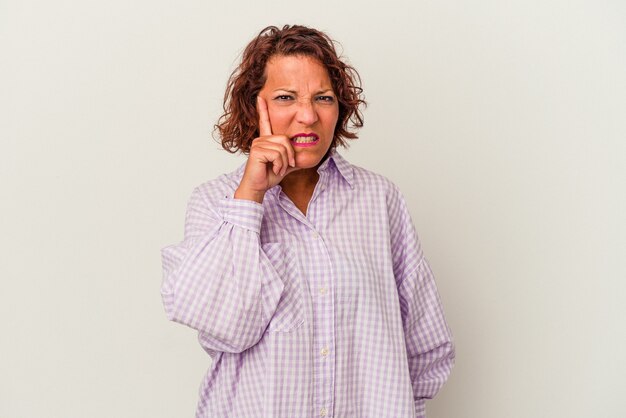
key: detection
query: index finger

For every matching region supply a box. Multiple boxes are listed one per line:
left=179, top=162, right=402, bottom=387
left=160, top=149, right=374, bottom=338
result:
left=257, top=96, right=272, bottom=137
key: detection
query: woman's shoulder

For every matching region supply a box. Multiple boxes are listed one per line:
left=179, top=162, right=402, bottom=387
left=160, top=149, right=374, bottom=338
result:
left=190, top=163, right=246, bottom=204
left=335, top=156, right=411, bottom=218
left=347, top=160, right=404, bottom=200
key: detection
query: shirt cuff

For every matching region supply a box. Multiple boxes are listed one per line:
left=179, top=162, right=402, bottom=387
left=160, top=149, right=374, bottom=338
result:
left=218, top=196, right=264, bottom=233
left=415, top=399, right=426, bottom=418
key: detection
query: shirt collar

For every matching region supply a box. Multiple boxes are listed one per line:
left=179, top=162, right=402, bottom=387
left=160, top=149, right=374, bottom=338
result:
left=317, top=149, right=354, bottom=189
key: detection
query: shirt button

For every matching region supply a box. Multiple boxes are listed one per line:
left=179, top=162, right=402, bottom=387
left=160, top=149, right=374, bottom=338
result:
left=320, top=347, right=329, bottom=357
left=320, top=407, right=328, bottom=416
left=319, top=287, right=327, bottom=295
left=312, top=232, right=320, bottom=239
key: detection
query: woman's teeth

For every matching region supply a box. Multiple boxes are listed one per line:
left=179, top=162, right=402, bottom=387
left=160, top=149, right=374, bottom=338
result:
left=292, top=136, right=318, bottom=144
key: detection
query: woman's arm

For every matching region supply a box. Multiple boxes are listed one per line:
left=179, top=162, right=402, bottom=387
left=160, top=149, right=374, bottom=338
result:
left=388, top=185, right=455, bottom=417
left=397, top=259, right=455, bottom=417
left=160, top=186, right=285, bottom=353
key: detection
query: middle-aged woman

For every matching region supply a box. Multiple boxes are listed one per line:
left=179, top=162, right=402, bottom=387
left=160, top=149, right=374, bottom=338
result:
left=161, top=25, right=455, bottom=418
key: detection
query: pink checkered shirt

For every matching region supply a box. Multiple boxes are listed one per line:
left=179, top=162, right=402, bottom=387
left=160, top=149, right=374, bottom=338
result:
left=161, top=150, right=454, bottom=417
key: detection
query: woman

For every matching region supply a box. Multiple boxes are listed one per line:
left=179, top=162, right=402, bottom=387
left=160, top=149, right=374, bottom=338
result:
left=161, top=25, right=454, bottom=418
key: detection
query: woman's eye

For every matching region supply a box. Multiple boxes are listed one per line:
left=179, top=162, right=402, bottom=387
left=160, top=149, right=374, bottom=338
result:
left=316, top=95, right=335, bottom=103
left=275, top=95, right=293, bottom=101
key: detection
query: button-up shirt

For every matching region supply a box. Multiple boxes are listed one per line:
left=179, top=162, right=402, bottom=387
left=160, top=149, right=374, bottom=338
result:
left=161, top=150, right=455, bottom=417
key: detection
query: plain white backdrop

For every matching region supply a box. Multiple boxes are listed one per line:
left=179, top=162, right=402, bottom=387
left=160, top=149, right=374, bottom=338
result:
left=1, top=0, right=625, bottom=417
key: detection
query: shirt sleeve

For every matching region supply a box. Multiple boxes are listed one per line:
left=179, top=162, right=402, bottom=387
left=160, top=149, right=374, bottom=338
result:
left=388, top=185, right=455, bottom=418
left=160, top=187, right=285, bottom=354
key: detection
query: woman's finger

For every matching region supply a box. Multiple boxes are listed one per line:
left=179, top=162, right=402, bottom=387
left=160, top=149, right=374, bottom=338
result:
left=257, top=96, right=272, bottom=137
left=257, top=147, right=285, bottom=177
left=256, top=97, right=295, bottom=168
left=278, top=135, right=296, bottom=168
left=253, top=141, right=290, bottom=176
left=258, top=135, right=295, bottom=168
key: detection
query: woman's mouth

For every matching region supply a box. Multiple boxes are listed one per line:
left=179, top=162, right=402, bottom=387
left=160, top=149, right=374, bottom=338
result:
left=290, top=133, right=319, bottom=147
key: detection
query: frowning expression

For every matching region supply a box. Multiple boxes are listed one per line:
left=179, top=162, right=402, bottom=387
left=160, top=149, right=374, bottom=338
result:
left=258, top=54, right=339, bottom=169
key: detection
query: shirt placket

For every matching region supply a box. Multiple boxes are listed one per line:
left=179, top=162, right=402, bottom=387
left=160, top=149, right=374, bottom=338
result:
left=277, top=172, right=336, bottom=417
left=309, top=227, right=335, bottom=417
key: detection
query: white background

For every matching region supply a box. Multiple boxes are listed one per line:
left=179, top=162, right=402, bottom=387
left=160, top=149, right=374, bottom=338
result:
left=1, top=1, right=625, bottom=417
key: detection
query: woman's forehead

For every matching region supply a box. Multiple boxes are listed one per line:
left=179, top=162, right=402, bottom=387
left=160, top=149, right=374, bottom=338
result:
left=263, top=55, right=332, bottom=91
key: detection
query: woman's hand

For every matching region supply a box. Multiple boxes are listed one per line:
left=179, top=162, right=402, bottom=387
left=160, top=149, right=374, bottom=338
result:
left=234, top=96, right=298, bottom=203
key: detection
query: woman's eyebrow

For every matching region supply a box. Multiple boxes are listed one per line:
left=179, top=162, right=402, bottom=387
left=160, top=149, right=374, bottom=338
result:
left=272, top=88, right=334, bottom=95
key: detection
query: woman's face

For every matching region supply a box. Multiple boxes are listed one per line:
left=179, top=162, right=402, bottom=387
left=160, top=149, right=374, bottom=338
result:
left=258, top=55, right=339, bottom=170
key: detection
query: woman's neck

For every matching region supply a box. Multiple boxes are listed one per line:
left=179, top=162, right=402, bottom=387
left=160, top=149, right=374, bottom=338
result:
left=280, top=168, right=320, bottom=215
left=280, top=167, right=319, bottom=194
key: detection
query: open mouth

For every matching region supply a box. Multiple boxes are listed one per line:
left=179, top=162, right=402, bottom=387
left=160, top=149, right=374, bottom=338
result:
left=290, top=133, right=319, bottom=147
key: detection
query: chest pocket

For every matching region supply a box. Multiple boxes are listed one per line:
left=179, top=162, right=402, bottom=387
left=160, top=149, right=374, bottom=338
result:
left=262, top=242, right=306, bottom=333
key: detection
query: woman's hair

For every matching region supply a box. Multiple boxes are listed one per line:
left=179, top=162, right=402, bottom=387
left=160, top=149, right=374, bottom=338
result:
left=215, top=25, right=366, bottom=153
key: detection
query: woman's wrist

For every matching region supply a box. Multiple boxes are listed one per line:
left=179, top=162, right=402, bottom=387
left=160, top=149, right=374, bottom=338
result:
left=234, top=187, right=266, bottom=204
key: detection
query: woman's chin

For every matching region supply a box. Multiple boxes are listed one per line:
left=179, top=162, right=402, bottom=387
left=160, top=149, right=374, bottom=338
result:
left=295, top=157, right=322, bottom=170
left=295, top=150, right=332, bottom=170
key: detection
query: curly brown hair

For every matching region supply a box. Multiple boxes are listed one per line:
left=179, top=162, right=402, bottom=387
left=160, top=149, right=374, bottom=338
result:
left=215, top=25, right=366, bottom=154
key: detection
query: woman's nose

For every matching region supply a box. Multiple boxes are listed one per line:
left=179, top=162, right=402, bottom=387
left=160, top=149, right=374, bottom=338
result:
left=295, top=101, right=319, bottom=126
